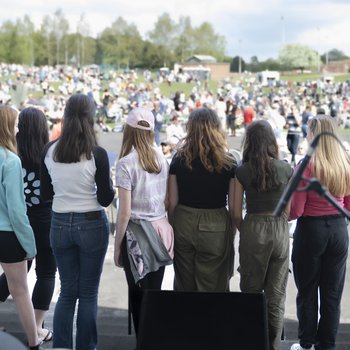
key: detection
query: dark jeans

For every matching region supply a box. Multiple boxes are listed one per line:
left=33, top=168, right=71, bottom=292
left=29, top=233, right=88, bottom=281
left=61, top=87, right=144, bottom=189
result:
left=0, top=208, right=56, bottom=310
left=291, top=215, right=348, bottom=350
left=301, top=124, right=308, bottom=138
left=287, top=133, right=300, bottom=163
left=121, top=237, right=165, bottom=336
left=154, top=125, right=162, bottom=147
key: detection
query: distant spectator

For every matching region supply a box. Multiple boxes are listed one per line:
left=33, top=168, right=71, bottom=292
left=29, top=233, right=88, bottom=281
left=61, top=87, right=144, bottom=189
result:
left=152, top=100, right=163, bottom=146
left=285, top=105, right=302, bottom=165
left=226, top=97, right=237, bottom=136
left=160, top=137, right=178, bottom=164
left=215, top=95, right=227, bottom=131
left=301, top=105, right=313, bottom=138
left=166, top=112, right=185, bottom=142
left=243, top=102, right=255, bottom=128
left=49, top=115, right=62, bottom=141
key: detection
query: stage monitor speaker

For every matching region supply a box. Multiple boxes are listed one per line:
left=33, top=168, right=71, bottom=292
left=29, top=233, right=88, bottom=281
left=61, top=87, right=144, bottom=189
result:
left=136, top=290, right=269, bottom=350
left=0, top=331, right=27, bottom=350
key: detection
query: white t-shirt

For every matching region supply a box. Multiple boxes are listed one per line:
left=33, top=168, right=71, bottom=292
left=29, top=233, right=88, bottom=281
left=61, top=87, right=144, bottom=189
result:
left=115, top=148, right=169, bottom=221
left=44, top=143, right=104, bottom=213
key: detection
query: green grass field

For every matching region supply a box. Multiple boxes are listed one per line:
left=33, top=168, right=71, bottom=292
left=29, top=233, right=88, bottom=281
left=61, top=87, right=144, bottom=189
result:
left=1, top=70, right=350, bottom=101
left=280, top=73, right=350, bottom=83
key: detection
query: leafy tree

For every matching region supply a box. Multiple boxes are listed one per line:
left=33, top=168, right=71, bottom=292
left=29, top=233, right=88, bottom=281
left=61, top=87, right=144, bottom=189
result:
left=0, top=18, right=34, bottom=64
left=32, top=30, right=49, bottom=66
left=321, top=48, right=349, bottom=63
left=81, top=36, right=97, bottom=65
left=258, top=58, right=282, bottom=71
left=174, top=16, right=195, bottom=63
left=147, top=13, right=177, bottom=53
left=279, top=44, right=320, bottom=72
left=76, top=13, right=91, bottom=66
left=97, top=17, right=143, bottom=68
left=230, top=56, right=246, bottom=73
left=17, top=15, right=35, bottom=65
left=40, top=14, right=55, bottom=66
left=148, top=15, right=226, bottom=62
left=53, top=9, right=69, bottom=65
left=0, top=20, right=18, bottom=63
left=140, top=41, right=175, bottom=69
left=192, top=22, right=226, bottom=60
left=248, top=56, right=259, bottom=72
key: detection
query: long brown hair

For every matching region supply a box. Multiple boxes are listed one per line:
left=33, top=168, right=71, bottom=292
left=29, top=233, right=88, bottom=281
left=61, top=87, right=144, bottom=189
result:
left=177, top=108, right=234, bottom=172
left=119, top=122, right=161, bottom=173
left=308, top=115, right=350, bottom=196
left=54, top=94, right=97, bottom=163
left=242, top=120, right=280, bottom=192
left=0, top=105, right=18, bottom=153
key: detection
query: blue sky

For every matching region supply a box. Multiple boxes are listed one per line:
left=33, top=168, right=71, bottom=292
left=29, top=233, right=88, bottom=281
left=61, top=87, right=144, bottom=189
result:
left=1, top=0, right=349, bottom=62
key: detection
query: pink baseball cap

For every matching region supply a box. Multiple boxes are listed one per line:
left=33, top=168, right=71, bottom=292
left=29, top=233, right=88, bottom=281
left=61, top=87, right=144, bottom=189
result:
left=126, top=107, right=154, bottom=131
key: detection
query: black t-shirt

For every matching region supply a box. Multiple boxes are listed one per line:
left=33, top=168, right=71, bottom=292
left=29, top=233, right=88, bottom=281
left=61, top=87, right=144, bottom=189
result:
left=169, top=155, right=236, bottom=209
left=20, top=159, right=51, bottom=221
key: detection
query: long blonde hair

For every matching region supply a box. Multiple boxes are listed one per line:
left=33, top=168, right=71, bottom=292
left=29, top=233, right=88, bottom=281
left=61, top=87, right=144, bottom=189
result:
left=177, top=108, right=234, bottom=172
left=119, top=123, right=161, bottom=173
left=0, top=105, right=18, bottom=153
left=308, top=115, right=350, bottom=196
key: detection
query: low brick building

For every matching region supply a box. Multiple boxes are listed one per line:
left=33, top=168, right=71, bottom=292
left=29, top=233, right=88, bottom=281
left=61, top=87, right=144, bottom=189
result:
left=179, top=55, right=231, bottom=81
left=321, top=59, right=350, bottom=74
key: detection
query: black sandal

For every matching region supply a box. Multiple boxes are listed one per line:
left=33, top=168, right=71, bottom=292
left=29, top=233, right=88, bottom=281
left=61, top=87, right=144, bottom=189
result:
left=40, top=329, right=53, bottom=343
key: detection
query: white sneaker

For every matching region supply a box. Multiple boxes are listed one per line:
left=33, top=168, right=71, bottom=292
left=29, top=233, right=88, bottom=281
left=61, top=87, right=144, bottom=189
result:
left=290, top=344, right=312, bottom=350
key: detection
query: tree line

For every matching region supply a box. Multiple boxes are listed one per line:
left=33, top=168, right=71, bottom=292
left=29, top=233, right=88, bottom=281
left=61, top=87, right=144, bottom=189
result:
left=0, top=9, right=348, bottom=72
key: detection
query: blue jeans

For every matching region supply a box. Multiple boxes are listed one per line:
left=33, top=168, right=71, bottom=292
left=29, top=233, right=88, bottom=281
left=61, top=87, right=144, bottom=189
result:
left=50, top=210, right=109, bottom=350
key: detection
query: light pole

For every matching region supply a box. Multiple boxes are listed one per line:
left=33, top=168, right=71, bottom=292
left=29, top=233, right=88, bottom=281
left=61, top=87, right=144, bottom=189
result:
left=317, top=27, right=320, bottom=73
left=281, top=16, right=285, bottom=45
left=238, top=39, right=242, bottom=74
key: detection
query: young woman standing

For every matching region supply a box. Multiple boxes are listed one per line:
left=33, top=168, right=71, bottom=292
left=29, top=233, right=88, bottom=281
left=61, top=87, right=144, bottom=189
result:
left=114, top=107, right=173, bottom=336
left=290, top=115, right=350, bottom=350
left=168, top=107, right=236, bottom=292
left=0, top=105, right=40, bottom=349
left=233, top=120, right=293, bottom=350
left=0, top=107, right=56, bottom=343
left=41, top=94, right=115, bottom=350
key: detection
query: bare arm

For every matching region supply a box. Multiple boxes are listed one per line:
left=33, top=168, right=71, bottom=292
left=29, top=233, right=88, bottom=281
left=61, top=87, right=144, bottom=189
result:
left=114, top=187, right=131, bottom=267
left=167, top=174, right=179, bottom=225
left=233, top=178, right=244, bottom=229
left=285, top=200, right=291, bottom=219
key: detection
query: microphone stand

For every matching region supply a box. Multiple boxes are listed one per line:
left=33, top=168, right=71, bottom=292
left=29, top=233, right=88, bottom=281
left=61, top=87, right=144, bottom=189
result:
left=298, top=177, right=350, bottom=220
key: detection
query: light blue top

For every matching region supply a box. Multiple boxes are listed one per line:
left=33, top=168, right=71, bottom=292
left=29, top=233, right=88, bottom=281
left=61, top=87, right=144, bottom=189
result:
left=0, top=147, right=36, bottom=259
